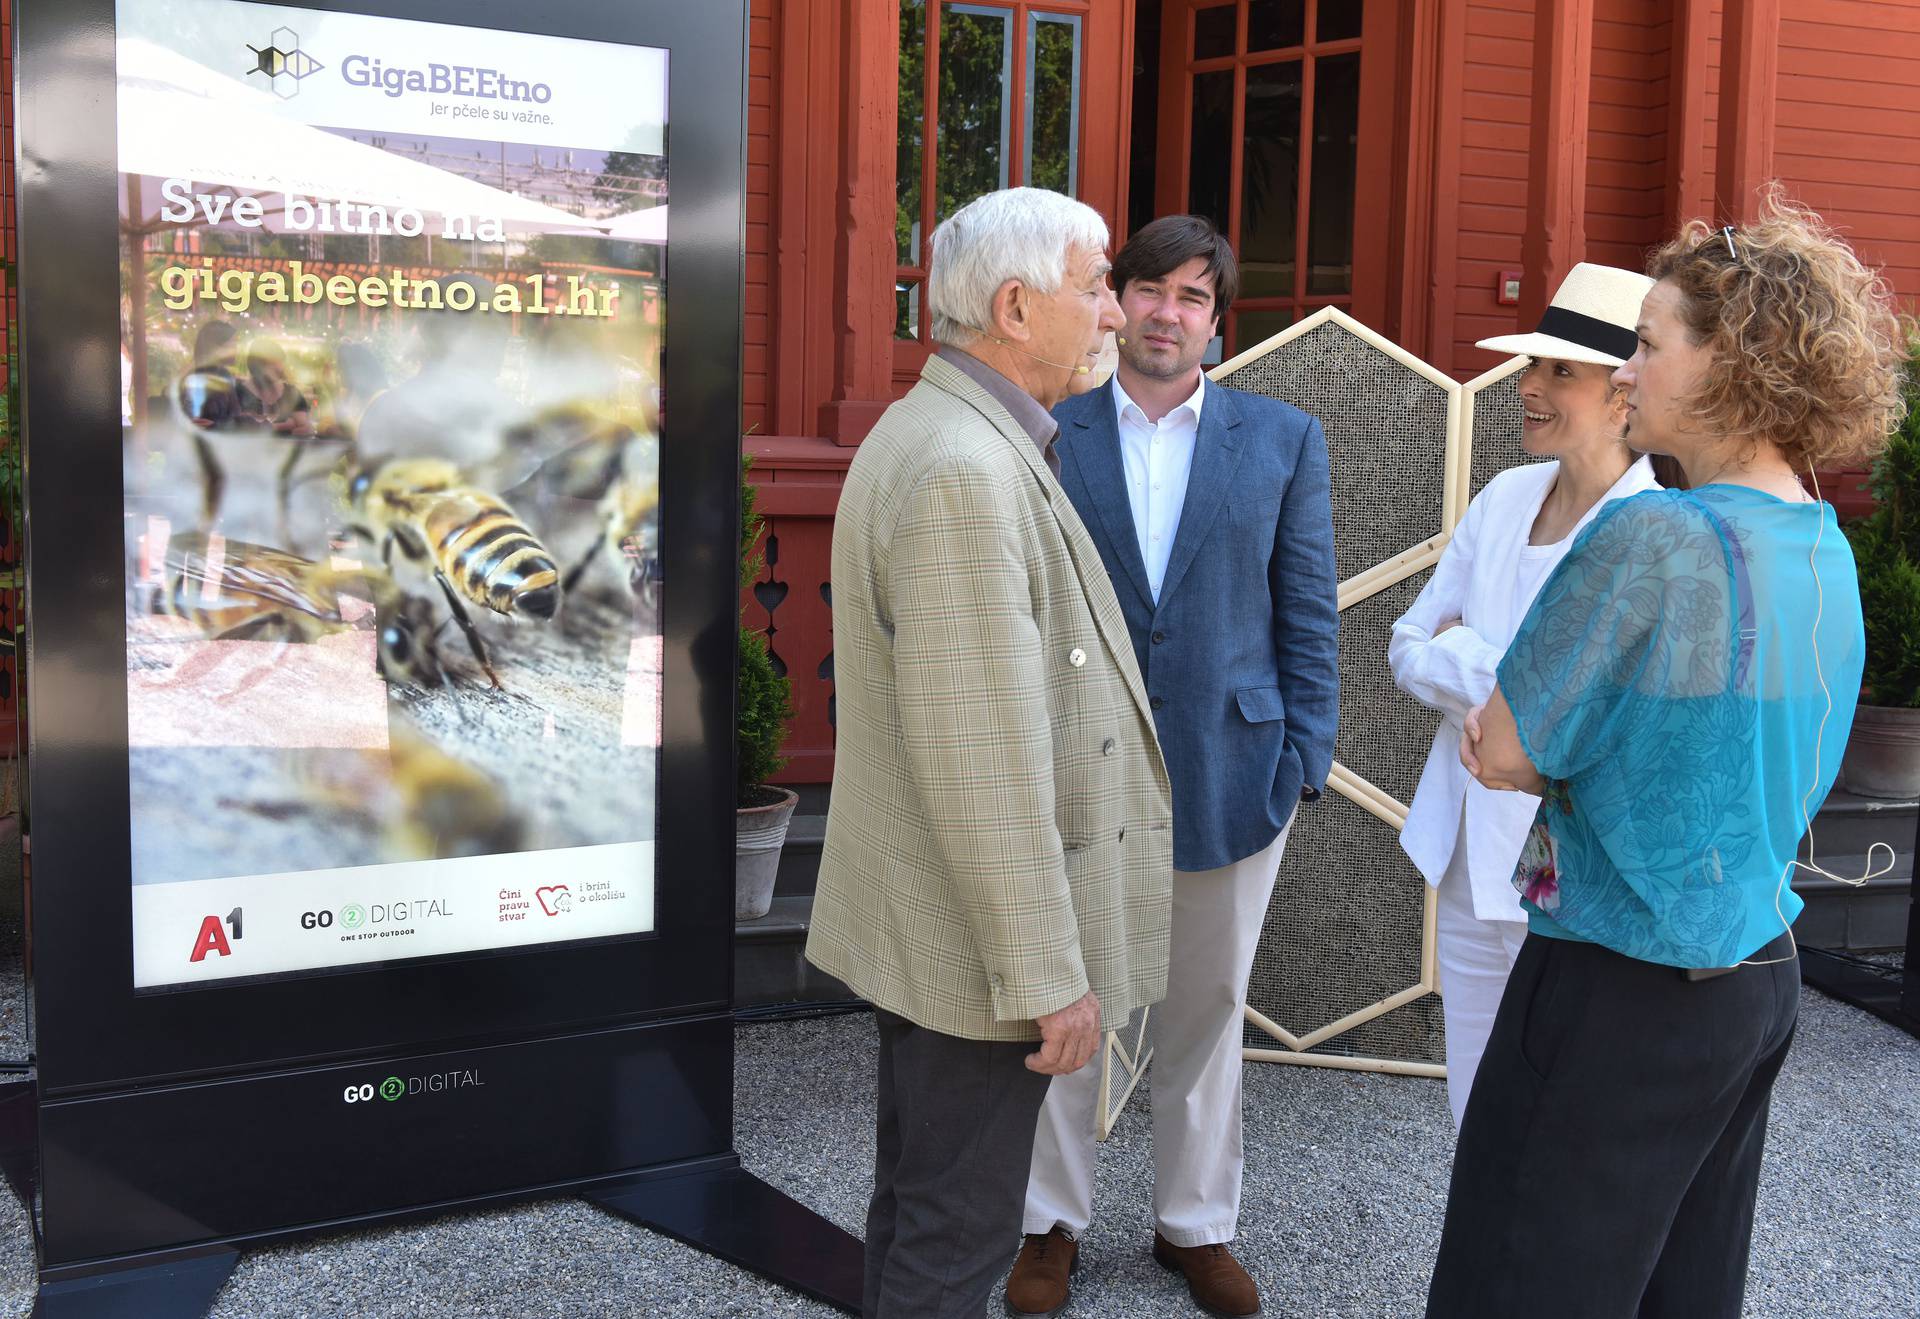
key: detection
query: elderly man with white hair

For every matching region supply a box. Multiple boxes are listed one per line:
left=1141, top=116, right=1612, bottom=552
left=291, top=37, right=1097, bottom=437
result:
left=806, top=187, right=1173, bottom=1318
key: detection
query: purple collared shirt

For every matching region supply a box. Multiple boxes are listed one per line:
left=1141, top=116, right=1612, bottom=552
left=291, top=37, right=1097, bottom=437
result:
left=935, top=345, right=1061, bottom=476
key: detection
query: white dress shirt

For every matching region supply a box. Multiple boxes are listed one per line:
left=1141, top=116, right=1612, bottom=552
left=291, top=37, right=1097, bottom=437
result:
left=1113, top=374, right=1206, bottom=601
left=1389, top=456, right=1659, bottom=921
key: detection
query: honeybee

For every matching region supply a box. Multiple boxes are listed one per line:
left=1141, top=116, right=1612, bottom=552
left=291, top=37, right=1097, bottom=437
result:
left=381, top=727, right=525, bottom=859
left=561, top=474, right=661, bottom=610
left=146, top=531, right=445, bottom=688
left=502, top=402, right=633, bottom=504
left=341, top=457, right=561, bottom=688
left=229, top=725, right=524, bottom=861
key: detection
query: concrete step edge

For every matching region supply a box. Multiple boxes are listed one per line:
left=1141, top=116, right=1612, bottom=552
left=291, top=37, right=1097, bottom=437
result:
left=735, top=894, right=814, bottom=942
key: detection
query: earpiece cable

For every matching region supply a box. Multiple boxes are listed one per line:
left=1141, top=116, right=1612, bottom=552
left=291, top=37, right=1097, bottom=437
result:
left=1742, top=465, right=1895, bottom=969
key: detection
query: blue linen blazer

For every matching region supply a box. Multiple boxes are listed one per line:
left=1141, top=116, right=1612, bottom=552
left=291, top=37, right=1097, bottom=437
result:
left=1054, top=378, right=1339, bottom=872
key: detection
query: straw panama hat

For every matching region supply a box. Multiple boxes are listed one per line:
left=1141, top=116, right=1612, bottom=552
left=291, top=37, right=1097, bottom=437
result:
left=1476, top=262, right=1657, bottom=368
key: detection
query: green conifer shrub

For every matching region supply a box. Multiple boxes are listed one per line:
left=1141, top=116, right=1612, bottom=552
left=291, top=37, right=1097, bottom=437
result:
left=738, top=453, right=794, bottom=804
left=1848, top=339, right=1920, bottom=709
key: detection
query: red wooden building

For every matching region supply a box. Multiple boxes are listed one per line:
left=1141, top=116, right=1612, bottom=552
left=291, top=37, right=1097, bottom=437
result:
left=743, top=0, right=1920, bottom=790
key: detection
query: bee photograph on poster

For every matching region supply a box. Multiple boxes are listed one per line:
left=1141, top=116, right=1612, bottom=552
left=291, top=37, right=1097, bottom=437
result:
left=115, top=0, right=669, bottom=988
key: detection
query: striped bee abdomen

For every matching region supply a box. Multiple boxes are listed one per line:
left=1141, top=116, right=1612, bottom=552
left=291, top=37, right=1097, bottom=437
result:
left=430, top=500, right=561, bottom=620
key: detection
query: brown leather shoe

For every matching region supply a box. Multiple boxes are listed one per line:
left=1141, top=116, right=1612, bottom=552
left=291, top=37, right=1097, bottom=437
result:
left=1152, top=1232, right=1261, bottom=1317
left=1005, top=1227, right=1078, bottom=1317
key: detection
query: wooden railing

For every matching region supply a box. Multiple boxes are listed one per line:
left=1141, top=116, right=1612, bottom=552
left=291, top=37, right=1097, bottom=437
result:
left=742, top=435, right=852, bottom=784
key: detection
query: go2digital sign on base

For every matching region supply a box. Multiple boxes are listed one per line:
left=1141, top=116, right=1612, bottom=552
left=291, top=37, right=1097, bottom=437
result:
left=117, top=0, right=668, bottom=989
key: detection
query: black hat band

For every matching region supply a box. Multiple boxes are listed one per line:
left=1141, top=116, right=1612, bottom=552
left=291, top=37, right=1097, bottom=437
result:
left=1533, top=306, right=1638, bottom=361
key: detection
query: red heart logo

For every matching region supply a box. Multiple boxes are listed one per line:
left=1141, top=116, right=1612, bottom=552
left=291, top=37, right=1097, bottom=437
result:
left=536, top=885, right=570, bottom=916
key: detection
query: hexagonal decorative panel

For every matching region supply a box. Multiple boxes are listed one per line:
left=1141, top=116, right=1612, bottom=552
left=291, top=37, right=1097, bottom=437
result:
left=1465, top=355, right=1536, bottom=506
left=1333, top=569, right=1441, bottom=806
left=1200, top=308, right=1506, bottom=1077
left=1243, top=791, right=1437, bottom=1056
left=1216, top=313, right=1456, bottom=583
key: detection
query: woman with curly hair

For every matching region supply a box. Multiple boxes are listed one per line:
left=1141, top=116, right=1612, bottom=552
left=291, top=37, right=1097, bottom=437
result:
left=1426, top=191, right=1906, bottom=1318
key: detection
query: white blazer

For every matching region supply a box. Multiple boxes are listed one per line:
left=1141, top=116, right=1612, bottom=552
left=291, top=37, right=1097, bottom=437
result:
left=1391, top=457, right=1659, bottom=921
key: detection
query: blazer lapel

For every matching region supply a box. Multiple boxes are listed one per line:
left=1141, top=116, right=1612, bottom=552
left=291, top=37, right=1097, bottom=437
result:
left=1156, top=380, right=1247, bottom=604
left=1064, top=388, right=1156, bottom=612
left=923, top=357, right=1157, bottom=729
left=1058, top=498, right=1158, bottom=732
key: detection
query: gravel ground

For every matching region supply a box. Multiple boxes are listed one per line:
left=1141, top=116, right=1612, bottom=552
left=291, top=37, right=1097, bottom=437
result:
left=0, top=986, right=1911, bottom=1317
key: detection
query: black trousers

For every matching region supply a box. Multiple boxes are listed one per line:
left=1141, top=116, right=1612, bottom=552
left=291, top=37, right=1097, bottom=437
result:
left=863, top=1008, right=1053, bottom=1319
left=1427, top=931, right=1799, bottom=1319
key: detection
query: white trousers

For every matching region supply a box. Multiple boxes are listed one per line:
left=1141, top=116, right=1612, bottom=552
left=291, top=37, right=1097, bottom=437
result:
left=1022, top=821, right=1291, bottom=1248
left=1433, top=837, right=1528, bottom=1130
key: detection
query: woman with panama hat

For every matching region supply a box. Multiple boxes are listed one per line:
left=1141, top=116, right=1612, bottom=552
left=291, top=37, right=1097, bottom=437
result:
left=1389, top=262, right=1660, bottom=1130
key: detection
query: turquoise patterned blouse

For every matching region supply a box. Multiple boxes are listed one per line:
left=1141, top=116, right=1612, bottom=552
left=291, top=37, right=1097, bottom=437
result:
left=1497, top=486, right=1863, bottom=968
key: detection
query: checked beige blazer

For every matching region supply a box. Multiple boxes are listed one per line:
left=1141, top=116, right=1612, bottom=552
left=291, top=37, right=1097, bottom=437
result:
left=806, top=354, right=1173, bottom=1042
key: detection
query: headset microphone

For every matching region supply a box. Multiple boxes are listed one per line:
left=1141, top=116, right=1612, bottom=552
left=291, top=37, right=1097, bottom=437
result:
left=992, top=338, right=1093, bottom=375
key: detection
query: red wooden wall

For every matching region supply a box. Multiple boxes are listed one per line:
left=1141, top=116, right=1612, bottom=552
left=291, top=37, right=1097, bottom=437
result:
left=1775, top=1, right=1920, bottom=300
left=1447, top=0, right=1682, bottom=376
left=746, top=0, right=777, bottom=436
left=1585, top=1, right=1670, bottom=273
left=1448, top=1, right=1532, bottom=376
left=1441, top=0, right=1918, bottom=383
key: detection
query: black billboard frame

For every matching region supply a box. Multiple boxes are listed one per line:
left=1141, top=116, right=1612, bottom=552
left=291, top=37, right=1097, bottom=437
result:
left=14, top=0, right=860, bottom=1312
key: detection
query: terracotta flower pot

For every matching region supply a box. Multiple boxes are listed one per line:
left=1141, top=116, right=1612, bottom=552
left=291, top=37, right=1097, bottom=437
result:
left=1839, top=703, right=1920, bottom=800
left=735, top=785, right=798, bottom=920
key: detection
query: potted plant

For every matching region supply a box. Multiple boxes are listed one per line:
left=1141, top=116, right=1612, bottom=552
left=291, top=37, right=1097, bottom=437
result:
left=736, top=453, right=797, bottom=918
left=1839, top=340, right=1920, bottom=798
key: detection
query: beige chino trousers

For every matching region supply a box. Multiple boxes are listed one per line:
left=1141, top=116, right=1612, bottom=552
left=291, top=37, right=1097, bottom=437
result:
left=1022, top=818, right=1292, bottom=1248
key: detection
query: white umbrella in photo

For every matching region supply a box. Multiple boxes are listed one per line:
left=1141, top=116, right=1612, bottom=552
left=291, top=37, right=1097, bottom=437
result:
left=601, top=205, right=668, bottom=245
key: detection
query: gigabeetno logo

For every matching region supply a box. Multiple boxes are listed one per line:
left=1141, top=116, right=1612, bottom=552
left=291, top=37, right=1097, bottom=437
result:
left=246, top=27, right=326, bottom=101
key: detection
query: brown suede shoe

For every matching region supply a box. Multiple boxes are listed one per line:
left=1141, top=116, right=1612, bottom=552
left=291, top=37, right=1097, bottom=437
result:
left=1152, top=1232, right=1261, bottom=1317
left=1005, top=1227, right=1078, bottom=1317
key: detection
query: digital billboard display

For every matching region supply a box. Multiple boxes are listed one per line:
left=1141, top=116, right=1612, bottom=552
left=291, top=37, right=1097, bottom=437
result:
left=115, top=0, right=668, bottom=989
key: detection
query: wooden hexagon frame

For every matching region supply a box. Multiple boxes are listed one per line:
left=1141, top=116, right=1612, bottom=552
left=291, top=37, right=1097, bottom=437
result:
left=1218, top=309, right=1456, bottom=1078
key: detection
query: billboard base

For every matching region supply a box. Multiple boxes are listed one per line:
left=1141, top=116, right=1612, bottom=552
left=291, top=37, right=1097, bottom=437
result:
left=36, top=1246, right=240, bottom=1319
left=1800, top=946, right=1920, bottom=1042
left=0, top=1078, right=34, bottom=1216
left=588, top=1160, right=863, bottom=1313
left=27, top=1152, right=863, bottom=1318
left=25, top=1018, right=864, bottom=1317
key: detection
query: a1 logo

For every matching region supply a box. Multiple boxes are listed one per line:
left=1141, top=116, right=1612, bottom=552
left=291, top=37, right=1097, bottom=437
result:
left=189, top=908, right=243, bottom=963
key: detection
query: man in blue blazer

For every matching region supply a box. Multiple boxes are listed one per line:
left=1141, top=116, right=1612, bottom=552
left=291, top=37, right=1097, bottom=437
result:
left=1007, top=215, right=1339, bottom=1319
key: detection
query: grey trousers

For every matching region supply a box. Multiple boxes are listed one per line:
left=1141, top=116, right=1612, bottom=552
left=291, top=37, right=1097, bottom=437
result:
left=863, top=1008, right=1053, bottom=1318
